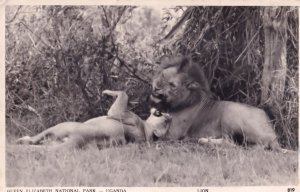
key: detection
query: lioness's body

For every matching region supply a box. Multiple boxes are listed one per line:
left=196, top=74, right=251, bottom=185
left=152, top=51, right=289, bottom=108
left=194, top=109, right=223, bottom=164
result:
left=17, top=90, right=171, bottom=148
left=151, top=56, right=282, bottom=150
left=22, top=120, right=127, bottom=148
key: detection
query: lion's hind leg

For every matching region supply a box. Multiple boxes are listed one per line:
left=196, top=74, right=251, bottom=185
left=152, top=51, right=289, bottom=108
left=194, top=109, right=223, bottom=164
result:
left=16, top=129, right=53, bottom=145
left=16, top=122, right=79, bottom=145
left=16, top=136, right=34, bottom=145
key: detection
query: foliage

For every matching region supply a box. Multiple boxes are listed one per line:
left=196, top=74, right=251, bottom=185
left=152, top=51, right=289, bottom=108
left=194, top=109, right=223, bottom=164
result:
left=5, top=6, right=161, bottom=137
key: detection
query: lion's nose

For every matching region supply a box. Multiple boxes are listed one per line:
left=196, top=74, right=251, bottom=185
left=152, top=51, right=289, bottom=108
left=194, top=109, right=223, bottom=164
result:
left=152, top=85, right=166, bottom=100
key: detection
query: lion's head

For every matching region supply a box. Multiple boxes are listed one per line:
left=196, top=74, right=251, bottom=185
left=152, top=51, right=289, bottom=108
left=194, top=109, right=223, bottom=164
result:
left=151, top=56, right=212, bottom=111
left=144, top=108, right=172, bottom=141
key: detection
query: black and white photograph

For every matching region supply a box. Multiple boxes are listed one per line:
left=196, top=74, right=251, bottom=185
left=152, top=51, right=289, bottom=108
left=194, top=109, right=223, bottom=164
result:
left=3, top=3, right=299, bottom=188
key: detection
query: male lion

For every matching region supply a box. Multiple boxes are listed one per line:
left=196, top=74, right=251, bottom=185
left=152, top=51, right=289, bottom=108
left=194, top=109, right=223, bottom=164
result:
left=151, top=56, right=289, bottom=152
left=17, top=90, right=172, bottom=149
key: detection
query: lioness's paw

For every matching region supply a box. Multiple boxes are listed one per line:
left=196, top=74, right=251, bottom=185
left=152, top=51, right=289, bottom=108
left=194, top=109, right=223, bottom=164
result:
left=102, top=90, right=109, bottom=94
left=102, top=90, right=113, bottom=96
left=16, top=136, right=33, bottom=145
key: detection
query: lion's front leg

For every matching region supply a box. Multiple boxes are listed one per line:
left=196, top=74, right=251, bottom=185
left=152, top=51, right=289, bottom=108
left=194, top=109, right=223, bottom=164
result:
left=102, top=90, right=128, bottom=117
left=103, top=90, right=138, bottom=126
left=198, top=137, right=235, bottom=146
left=198, top=137, right=223, bottom=145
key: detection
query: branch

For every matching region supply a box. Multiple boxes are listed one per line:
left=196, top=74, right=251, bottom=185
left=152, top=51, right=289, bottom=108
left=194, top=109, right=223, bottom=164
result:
left=101, top=6, right=110, bottom=27
left=162, top=7, right=194, bottom=41
left=116, top=56, right=151, bottom=85
left=6, top=6, right=22, bottom=24
left=105, top=6, right=127, bottom=40
left=234, top=25, right=262, bottom=64
left=109, top=37, right=151, bottom=85
left=74, top=61, right=93, bottom=107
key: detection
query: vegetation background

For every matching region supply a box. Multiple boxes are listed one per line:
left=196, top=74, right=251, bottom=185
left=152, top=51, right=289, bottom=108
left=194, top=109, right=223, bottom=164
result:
left=5, top=6, right=298, bottom=186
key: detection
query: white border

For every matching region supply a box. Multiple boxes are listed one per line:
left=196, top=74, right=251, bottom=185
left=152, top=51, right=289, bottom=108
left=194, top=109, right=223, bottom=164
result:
left=1, top=1, right=299, bottom=191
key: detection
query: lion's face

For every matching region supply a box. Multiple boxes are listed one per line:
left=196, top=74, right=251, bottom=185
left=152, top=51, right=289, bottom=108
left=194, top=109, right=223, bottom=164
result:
left=147, top=108, right=172, bottom=126
left=151, top=56, right=210, bottom=111
left=145, top=108, right=172, bottom=141
left=151, top=67, right=193, bottom=109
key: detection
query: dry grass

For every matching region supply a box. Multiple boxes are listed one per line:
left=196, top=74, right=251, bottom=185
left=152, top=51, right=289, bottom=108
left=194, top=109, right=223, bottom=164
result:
left=6, top=140, right=298, bottom=187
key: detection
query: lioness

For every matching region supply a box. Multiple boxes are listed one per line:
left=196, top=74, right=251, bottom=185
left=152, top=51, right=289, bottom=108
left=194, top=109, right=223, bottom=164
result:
left=151, top=56, right=289, bottom=152
left=17, top=90, right=172, bottom=149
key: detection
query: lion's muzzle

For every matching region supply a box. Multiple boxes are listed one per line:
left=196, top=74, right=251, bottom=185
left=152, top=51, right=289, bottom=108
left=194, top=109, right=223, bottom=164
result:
left=150, top=87, right=167, bottom=102
left=150, top=93, right=164, bottom=103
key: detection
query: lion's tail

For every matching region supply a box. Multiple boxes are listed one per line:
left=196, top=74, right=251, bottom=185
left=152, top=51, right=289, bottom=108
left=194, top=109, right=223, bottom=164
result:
left=270, top=139, right=296, bottom=154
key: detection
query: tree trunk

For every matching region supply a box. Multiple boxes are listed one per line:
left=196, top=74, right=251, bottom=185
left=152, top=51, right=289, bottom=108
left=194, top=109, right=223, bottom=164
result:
left=261, top=7, right=288, bottom=103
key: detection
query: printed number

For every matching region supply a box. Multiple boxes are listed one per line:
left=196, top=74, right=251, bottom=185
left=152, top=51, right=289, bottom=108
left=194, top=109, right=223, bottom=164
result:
left=197, top=189, right=208, bottom=192
left=288, top=188, right=295, bottom=192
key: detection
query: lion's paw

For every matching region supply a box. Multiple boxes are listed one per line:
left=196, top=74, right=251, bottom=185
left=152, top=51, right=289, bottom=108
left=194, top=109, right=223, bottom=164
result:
left=198, top=138, right=209, bottom=144
left=198, top=137, right=224, bottom=145
left=16, top=136, right=33, bottom=145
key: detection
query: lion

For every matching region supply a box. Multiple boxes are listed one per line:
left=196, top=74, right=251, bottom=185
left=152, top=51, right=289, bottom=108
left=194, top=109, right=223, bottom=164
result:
left=150, top=56, right=291, bottom=153
left=17, top=90, right=172, bottom=149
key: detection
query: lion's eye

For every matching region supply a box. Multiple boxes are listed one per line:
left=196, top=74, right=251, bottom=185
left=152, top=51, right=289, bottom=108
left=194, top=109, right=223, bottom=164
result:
left=169, top=82, right=176, bottom=88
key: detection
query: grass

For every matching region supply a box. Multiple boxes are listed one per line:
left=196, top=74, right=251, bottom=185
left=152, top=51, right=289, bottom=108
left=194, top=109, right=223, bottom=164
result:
left=6, top=140, right=298, bottom=187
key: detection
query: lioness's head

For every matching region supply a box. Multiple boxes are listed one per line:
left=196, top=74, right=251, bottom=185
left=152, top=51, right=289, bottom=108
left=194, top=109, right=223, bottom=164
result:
left=144, top=108, right=172, bottom=141
left=151, top=56, right=211, bottom=110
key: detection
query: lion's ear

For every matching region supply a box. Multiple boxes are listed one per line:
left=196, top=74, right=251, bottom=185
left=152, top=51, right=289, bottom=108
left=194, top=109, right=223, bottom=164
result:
left=177, top=56, right=191, bottom=72
left=187, top=81, right=200, bottom=89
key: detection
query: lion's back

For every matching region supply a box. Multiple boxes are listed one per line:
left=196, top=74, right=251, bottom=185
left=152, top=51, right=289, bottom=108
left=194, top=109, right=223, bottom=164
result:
left=219, top=101, right=276, bottom=144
